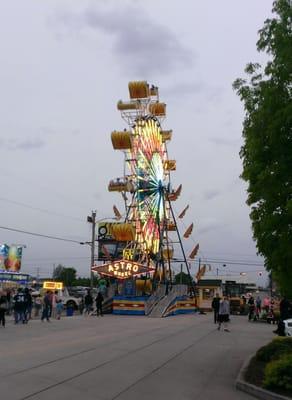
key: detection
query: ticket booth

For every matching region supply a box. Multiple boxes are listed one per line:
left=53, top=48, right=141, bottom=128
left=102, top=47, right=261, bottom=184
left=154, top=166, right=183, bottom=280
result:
left=197, top=279, right=222, bottom=311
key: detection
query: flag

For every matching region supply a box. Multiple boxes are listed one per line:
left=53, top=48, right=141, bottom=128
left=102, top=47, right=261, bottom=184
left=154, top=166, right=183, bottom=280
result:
left=189, top=244, right=199, bottom=259
left=175, top=184, right=182, bottom=197
left=183, top=223, right=194, bottom=238
left=113, top=205, right=122, bottom=220
left=178, top=205, right=189, bottom=219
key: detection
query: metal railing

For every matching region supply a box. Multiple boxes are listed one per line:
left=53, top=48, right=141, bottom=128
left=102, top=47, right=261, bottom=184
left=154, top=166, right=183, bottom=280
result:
left=144, top=284, right=166, bottom=316
left=147, top=284, right=188, bottom=318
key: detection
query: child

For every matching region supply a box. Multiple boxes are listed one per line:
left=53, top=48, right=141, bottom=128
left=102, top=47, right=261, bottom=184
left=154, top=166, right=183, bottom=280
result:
left=56, top=299, right=63, bottom=320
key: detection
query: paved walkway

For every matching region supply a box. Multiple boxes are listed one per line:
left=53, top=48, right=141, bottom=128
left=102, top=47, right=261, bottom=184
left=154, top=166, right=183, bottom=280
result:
left=0, top=313, right=274, bottom=400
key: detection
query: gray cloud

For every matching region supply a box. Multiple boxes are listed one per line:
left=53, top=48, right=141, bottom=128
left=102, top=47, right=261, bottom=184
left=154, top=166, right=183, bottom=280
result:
left=205, top=86, right=224, bottom=103
left=203, top=189, right=221, bottom=201
left=209, top=137, right=240, bottom=146
left=54, top=5, right=194, bottom=75
left=162, top=81, right=225, bottom=105
left=0, top=138, right=46, bottom=151
left=197, top=219, right=224, bottom=234
left=163, top=81, right=204, bottom=97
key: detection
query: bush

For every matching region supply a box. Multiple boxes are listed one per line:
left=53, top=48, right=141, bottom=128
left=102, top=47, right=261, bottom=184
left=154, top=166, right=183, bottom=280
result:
left=255, top=337, right=292, bottom=362
left=263, top=355, right=292, bottom=392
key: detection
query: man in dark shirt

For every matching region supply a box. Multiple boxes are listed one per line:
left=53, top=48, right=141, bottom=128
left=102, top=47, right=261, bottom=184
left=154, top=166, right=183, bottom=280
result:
left=274, top=297, right=292, bottom=336
left=95, top=292, right=104, bottom=317
left=248, top=296, right=255, bottom=321
left=41, top=291, right=52, bottom=322
left=211, top=294, right=221, bottom=324
left=84, top=291, right=93, bottom=315
left=13, top=288, right=26, bottom=324
left=24, top=288, right=33, bottom=323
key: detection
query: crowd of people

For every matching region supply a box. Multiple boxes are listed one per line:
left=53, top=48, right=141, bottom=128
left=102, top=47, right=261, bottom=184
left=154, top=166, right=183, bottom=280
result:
left=246, top=295, right=276, bottom=322
left=0, top=287, right=105, bottom=328
left=211, top=293, right=292, bottom=336
left=0, top=288, right=64, bottom=326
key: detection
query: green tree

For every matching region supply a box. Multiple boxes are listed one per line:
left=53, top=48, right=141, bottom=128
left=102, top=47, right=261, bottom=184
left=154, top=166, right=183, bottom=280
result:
left=174, top=271, right=193, bottom=285
left=53, top=264, right=77, bottom=287
left=233, top=0, right=292, bottom=296
left=72, top=276, right=99, bottom=287
left=52, top=264, right=65, bottom=280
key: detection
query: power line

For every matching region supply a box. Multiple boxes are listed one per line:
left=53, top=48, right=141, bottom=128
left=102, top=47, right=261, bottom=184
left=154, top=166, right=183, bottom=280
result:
left=172, top=206, right=263, bottom=266
left=23, top=256, right=90, bottom=262
left=173, top=257, right=264, bottom=267
left=199, top=259, right=265, bottom=267
left=0, top=225, right=84, bottom=244
left=0, top=197, right=84, bottom=222
left=1, top=168, right=91, bottom=210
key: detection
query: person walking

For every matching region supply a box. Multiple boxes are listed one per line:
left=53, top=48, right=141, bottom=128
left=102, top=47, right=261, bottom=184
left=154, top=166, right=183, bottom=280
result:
left=34, top=295, right=42, bottom=317
left=248, top=295, right=255, bottom=321
left=41, top=291, right=52, bottom=322
left=211, top=293, right=221, bottom=324
left=6, top=289, right=12, bottom=315
left=24, top=288, right=33, bottom=322
left=84, top=290, right=93, bottom=316
left=78, top=297, right=84, bottom=315
left=263, top=296, right=270, bottom=313
left=218, top=296, right=230, bottom=332
left=95, top=292, right=104, bottom=317
left=255, top=295, right=262, bottom=318
left=13, top=288, right=26, bottom=324
left=274, top=296, right=291, bottom=336
left=56, top=299, right=63, bottom=320
left=49, top=291, right=57, bottom=319
left=0, top=290, right=8, bottom=328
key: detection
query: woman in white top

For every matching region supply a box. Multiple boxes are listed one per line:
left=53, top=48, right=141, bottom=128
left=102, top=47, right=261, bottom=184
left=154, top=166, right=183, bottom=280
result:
left=218, top=296, right=230, bottom=332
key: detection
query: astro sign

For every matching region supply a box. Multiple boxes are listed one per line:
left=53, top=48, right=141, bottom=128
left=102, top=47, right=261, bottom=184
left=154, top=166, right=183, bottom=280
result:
left=91, top=260, right=154, bottom=279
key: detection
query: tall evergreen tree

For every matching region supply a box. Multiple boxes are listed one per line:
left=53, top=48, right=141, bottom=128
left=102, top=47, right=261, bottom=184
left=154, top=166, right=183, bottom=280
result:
left=233, top=0, right=292, bottom=296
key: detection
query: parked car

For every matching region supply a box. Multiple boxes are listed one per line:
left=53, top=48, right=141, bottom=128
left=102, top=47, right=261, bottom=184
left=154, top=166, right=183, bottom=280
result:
left=38, top=286, right=81, bottom=310
left=284, top=318, right=292, bottom=336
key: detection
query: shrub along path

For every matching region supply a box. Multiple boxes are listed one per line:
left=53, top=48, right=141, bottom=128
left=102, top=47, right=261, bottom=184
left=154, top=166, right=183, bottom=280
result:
left=245, top=337, right=292, bottom=397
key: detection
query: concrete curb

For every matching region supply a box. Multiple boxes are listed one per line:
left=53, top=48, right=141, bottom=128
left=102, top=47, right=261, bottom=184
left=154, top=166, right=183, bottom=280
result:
left=236, top=354, right=291, bottom=400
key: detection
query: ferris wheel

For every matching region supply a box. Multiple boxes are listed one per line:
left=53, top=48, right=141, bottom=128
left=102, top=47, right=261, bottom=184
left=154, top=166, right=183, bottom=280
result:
left=108, top=81, right=197, bottom=281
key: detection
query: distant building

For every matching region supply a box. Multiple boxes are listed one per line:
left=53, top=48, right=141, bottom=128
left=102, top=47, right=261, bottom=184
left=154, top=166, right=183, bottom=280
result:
left=196, top=278, right=258, bottom=311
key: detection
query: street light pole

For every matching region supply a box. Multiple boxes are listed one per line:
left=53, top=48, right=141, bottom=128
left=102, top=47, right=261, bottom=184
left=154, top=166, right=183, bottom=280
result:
left=88, top=211, right=96, bottom=289
left=82, top=214, right=117, bottom=289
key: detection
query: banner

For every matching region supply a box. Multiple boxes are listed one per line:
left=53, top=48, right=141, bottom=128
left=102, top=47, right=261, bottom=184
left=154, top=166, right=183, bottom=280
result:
left=0, top=244, right=22, bottom=271
left=0, top=244, right=9, bottom=269
left=0, top=272, right=29, bottom=283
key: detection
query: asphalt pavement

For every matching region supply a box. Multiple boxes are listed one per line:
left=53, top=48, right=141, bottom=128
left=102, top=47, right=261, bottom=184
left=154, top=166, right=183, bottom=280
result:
left=0, top=313, right=274, bottom=400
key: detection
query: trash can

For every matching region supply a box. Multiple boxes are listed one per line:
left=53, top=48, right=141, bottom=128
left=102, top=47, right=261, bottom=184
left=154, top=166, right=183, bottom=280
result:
left=66, top=307, right=74, bottom=317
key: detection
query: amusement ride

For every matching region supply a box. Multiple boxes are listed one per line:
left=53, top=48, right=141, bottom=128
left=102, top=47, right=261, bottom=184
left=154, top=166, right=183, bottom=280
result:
left=93, top=81, right=199, bottom=290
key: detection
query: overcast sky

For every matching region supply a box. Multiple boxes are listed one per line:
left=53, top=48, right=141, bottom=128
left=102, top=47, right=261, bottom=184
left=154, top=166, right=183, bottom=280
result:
left=0, top=0, right=275, bottom=284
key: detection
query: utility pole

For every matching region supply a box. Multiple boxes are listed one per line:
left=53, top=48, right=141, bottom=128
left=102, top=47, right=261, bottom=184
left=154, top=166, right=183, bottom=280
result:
left=87, top=211, right=96, bottom=289
left=180, top=263, right=183, bottom=284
